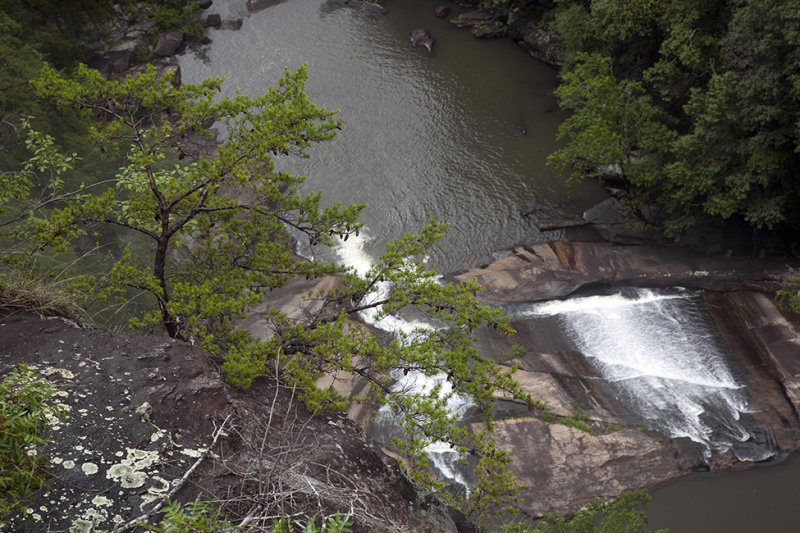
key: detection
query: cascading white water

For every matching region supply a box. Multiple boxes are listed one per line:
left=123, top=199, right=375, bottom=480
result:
left=520, top=288, right=773, bottom=462
left=333, top=231, right=472, bottom=490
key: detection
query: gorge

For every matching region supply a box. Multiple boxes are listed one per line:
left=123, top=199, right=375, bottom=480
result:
left=173, top=0, right=800, bottom=530
left=3, top=0, right=800, bottom=530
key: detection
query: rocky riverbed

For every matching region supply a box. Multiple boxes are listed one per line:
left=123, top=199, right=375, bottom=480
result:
left=455, top=242, right=800, bottom=517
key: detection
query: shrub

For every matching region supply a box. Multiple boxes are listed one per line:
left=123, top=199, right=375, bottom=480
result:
left=0, top=365, right=63, bottom=519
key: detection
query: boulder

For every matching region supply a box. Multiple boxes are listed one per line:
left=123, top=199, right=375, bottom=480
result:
left=126, top=61, right=182, bottom=86
left=434, top=5, right=450, bottom=18
left=203, top=13, right=221, bottom=27
left=450, top=10, right=495, bottom=28
left=86, top=50, right=134, bottom=77
left=519, top=21, right=564, bottom=67
left=152, top=30, right=184, bottom=57
left=472, top=22, right=507, bottom=39
left=220, top=18, right=243, bottom=30
left=198, top=0, right=213, bottom=8
left=361, top=2, right=388, bottom=14
left=583, top=197, right=667, bottom=245
left=411, top=28, right=435, bottom=52
left=246, top=0, right=283, bottom=13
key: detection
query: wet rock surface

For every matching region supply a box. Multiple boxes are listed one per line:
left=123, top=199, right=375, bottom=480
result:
left=462, top=241, right=800, bottom=517
left=0, top=312, right=471, bottom=532
left=453, top=241, right=793, bottom=304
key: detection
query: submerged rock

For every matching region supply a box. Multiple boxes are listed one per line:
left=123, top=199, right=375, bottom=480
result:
left=411, top=28, right=435, bottom=52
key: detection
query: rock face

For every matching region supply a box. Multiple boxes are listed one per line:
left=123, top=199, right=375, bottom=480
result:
left=86, top=50, right=134, bottom=77
left=486, top=419, right=684, bottom=517
left=152, top=30, right=185, bottom=57
left=435, top=5, right=450, bottom=18
left=454, top=241, right=793, bottom=304
left=221, top=18, right=243, bottom=30
left=519, top=21, right=565, bottom=66
left=0, top=312, right=473, bottom=532
left=457, top=241, right=800, bottom=517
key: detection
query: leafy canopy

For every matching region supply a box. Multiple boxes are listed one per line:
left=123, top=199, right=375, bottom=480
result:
left=548, top=0, right=800, bottom=238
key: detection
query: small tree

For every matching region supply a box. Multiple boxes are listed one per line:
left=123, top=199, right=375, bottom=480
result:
left=11, top=64, right=536, bottom=519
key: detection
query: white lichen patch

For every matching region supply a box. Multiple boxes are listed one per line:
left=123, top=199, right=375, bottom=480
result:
left=107, top=464, right=146, bottom=489
left=125, top=448, right=159, bottom=469
left=139, top=493, right=160, bottom=510
left=105, top=447, right=161, bottom=490
left=92, top=495, right=113, bottom=507
left=62, top=460, right=76, bottom=470
left=81, top=462, right=98, bottom=475
left=69, top=518, right=93, bottom=533
left=39, top=366, right=75, bottom=380
left=150, top=429, right=167, bottom=443
left=180, top=447, right=205, bottom=458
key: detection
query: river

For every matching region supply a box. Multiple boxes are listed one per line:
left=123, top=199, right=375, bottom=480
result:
left=178, top=0, right=606, bottom=274
left=177, top=0, right=800, bottom=530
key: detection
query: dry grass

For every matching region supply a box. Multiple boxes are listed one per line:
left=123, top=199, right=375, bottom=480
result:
left=0, top=269, right=85, bottom=321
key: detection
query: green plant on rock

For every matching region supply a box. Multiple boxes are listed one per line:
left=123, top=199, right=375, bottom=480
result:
left=533, top=490, right=668, bottom=533
left=0, top=365, right=63, bottom=520
left=141, top=497, right=236, bottom=532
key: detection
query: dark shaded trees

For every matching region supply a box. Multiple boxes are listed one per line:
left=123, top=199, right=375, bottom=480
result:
left=547, top=0, right=800, bottom=240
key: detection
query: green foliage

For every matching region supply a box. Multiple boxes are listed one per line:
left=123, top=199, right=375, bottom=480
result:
left=777, top=279, right=800, bottom=314
left=142, top=498, right=236, bottom=532
left=31, top=62, right=359, bottom=341
left=147, top=0, right=202, bottom=38
left=269, top=512, right=353, bottom=533
left=532, top=490, right=667, bottom=533
left=3, top=62, right=539, bottom=519
left=539, top=410, right=594, bottom=435
left=548, top=0, right=800, bottom=239
left=547, top=52, right=676, bottom=220
left=0, top=366, right=63, bottom=520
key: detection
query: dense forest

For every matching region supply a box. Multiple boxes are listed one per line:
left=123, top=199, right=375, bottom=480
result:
left=535, top=0, right=800, bottom=248
left=2, top=0, right=798, bottom=531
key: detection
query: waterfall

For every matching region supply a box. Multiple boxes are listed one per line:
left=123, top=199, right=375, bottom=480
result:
left=519, top=288, right=774, bottom=462
left=333, top=231, right=472, bottom=490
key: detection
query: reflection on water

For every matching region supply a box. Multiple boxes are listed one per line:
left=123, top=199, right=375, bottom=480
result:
left=648, top=451, right=800, bottom=532
left=178, top=0, right=607, bottom=273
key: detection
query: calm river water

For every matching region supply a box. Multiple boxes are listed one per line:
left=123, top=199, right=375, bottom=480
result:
left=178, top=0, right=800, bottom=529
left=179, top=0, right=605, bottom=274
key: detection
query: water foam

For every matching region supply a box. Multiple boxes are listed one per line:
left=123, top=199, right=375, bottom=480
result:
left=334, top=231, right=471, bottom=489
left=519, top=288, right=770, bottom=461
